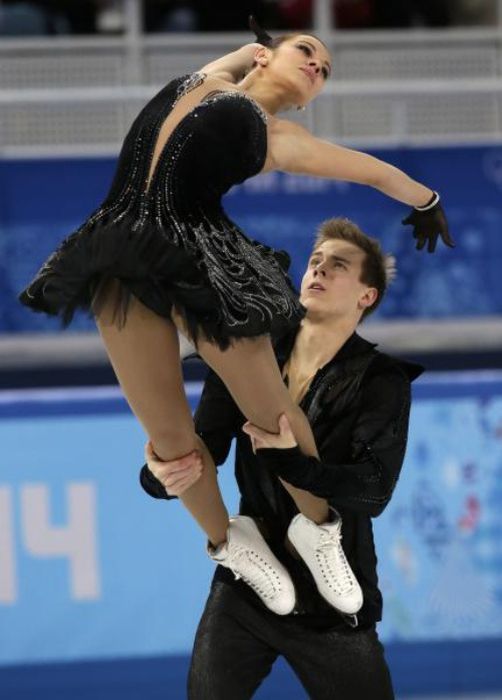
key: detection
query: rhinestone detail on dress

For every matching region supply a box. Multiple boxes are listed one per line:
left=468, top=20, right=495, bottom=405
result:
left=19, top=72, right=304, bottom=347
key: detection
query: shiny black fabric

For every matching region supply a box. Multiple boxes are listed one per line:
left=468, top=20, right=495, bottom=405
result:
left=198, top=332, right=423, bottom=628
left=188, top=579, right=395, bottom=700
left=19, top=72, right=304, bottom=349
left=141, top=330, right=423, bottom=630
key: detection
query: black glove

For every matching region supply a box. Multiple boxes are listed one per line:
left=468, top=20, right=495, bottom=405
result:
left=402, top=192, right=455, bottom=253
left=248, top=15, right=274, bottom=47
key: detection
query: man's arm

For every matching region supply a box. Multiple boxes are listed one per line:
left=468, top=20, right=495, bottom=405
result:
left=255, top=368, right=413, bottom=517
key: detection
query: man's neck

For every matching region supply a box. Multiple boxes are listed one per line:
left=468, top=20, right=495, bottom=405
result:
left=290, top=316, right=358, bottom=371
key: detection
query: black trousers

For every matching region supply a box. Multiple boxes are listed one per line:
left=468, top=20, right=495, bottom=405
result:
left=188, top=580, right=395, bottom=700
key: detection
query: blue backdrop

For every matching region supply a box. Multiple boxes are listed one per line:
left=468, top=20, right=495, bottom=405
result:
left=1, top=144, right=502, bottom=332
left=1, top=372, right=502, bottom=697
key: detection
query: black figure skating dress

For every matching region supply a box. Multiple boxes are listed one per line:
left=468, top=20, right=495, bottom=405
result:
left=19, top=72, right=304, bottom=349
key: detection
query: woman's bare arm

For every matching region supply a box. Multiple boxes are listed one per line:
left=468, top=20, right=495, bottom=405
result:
left=200, top=43, right=260, bottom=84
left=269, top=119, right=433, bottom=207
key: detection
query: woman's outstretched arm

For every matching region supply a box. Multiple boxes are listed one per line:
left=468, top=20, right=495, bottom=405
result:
left=201, top=43, right=260, bottom=83
left=268, top=118, right=454, bottom=251
left=269, top=118, right=432, bottom=207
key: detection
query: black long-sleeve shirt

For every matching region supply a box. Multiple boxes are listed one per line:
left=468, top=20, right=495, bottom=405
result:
left=142, top=329, right=423, bottom=630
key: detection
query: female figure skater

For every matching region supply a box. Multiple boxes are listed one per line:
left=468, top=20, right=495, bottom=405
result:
left=19, top=20, right=453, bottom=617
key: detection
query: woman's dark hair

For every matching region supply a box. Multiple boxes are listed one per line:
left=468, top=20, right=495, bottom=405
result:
left=267, top=33, right=327, bottom=50
left=249, top=15, right=327, bottom=52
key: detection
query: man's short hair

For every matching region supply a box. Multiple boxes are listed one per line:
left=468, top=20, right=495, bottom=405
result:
left=313, top=217, right=395, bottom=321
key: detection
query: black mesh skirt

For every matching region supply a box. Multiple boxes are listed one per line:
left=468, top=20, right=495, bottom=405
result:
left=19, top=210, right=305, bottom=350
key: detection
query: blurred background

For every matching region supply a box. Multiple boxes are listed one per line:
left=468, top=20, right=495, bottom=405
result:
left=1, top=0, right=502, bottom=698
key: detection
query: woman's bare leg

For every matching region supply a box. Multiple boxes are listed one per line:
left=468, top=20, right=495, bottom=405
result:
left=187, top=325, right=330, bottom=525
left=95, top=283, right=228, bottom=546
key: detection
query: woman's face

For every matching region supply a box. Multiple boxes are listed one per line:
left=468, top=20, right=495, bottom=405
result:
left=265, top=35, right=332, bottom=107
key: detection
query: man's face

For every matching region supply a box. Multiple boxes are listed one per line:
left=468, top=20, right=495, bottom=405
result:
left=300, top=239, right=378, bottom=322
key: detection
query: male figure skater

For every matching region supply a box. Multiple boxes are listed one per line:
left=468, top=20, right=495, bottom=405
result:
left=141, top=218, right=423, bottom=699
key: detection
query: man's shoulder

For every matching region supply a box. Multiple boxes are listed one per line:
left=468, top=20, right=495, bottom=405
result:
left=366, top=350, right=424, bottom=385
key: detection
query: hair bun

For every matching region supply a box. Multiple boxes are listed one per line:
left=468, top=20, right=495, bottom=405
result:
left=248, top=15, right=274, bottom=47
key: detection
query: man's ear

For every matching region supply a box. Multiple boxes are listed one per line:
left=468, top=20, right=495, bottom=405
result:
left=359, top=287, right=378, bottom=310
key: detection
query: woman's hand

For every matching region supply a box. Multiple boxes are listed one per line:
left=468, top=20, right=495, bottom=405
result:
left=144, top=441, right=203, bottom=497
left=402, top=192, right=455, bottom=253
left=242, top=414, right=298, bottom=452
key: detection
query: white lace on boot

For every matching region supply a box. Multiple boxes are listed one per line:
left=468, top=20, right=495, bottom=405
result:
left=207, top=515, right=296, bottom=616
left=287, top=508, right=363, bottom=615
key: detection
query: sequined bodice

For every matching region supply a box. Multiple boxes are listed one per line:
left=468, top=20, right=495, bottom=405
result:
left=20, top=72, right=303, bottom=350
left=100, top=73, right=268, bottom=234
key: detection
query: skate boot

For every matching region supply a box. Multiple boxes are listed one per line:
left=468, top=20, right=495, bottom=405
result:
left=287, top=508, right=363, bottom=614
left=208, top=515, right=296, bottom=615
